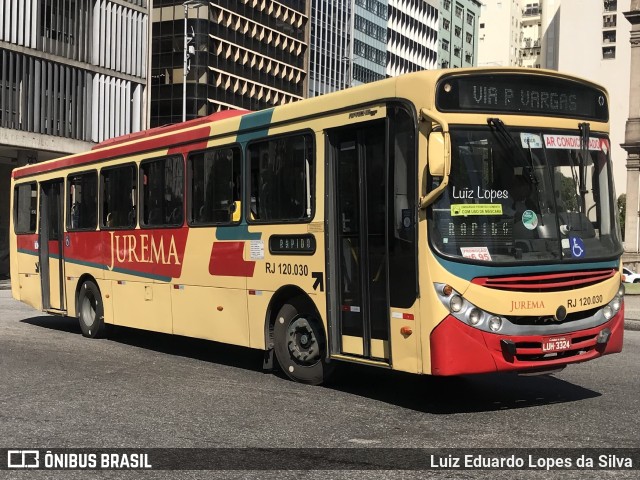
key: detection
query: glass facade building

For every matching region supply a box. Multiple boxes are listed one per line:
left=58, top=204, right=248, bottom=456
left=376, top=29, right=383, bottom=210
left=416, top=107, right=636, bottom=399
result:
left=151, top=0, right=309, bottom=126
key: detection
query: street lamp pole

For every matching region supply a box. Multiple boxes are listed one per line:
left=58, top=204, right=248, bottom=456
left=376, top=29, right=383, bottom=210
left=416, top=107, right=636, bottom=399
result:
left=183, top=0, right=205, bottom=123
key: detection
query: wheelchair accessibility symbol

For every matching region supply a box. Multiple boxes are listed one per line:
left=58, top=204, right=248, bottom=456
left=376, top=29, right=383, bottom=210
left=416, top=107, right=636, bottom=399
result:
left=569, top=236, right=585, bottom=258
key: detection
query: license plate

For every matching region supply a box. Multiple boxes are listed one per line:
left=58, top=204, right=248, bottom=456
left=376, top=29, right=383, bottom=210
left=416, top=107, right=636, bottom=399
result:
left=541, top=336, right=571, bottom=353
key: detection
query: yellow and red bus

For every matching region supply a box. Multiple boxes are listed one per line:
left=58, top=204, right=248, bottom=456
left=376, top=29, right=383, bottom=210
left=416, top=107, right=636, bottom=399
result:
left=10, top=68, right=624, bottom=384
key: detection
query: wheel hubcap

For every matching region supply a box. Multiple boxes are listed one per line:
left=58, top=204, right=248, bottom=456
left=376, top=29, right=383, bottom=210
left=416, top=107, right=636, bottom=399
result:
left=81, top=293, right=96, bottom=327
left=287, top=316, right=320, bottom=365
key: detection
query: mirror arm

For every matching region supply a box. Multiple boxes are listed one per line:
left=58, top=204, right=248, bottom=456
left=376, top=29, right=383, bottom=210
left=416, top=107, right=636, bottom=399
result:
left=419, top=108, right=451, bottom=209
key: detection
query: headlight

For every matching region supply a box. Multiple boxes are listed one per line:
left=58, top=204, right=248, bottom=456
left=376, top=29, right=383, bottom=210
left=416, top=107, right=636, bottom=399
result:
left=450, top=295, right=464, bottom=313
left=617, top=284, right=625, bottom=298
left=469, top=308, right=482, bottom=325
left=603, top=305, right=613, bottom=320
left=488, top=316, right=503, bottom=332
left=611, top=298, right=621, bottom=313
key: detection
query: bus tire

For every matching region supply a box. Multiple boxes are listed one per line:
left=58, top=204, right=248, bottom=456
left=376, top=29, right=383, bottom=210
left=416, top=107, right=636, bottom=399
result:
left=77, top=280, right=107, bottom=339
left=273, top=299, right=333, bottom=385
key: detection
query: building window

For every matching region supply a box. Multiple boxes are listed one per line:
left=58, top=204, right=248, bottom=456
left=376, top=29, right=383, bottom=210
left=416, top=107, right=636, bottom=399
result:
left=455, top=26, right=461, bottom=37
left=603, top=30, right=617, bottom=43
left=441, top=60, right=449, bottom=68
left=602, top=46, right=616, bottom=59
left=466, top=32, right=472, bottom=44
left=443, top=18, right=450, bottom=30
left=455, top=4, right=463, bottom=18
left=454, top=46, right=461, bottom=57
left=465, top=52, right=473, bottom=63
left=68, top=172, right=98, bottom=231
left=480, top=22, right=485, bottom=28
left=603, top=14, right=617, bottom=28
left=443, top=0, right=451, bottom=10
left=604, top=0, right=617, bottom=12
left=442, top=39, right=450, bottom=51
left=467, top=12, right=474, bottom=26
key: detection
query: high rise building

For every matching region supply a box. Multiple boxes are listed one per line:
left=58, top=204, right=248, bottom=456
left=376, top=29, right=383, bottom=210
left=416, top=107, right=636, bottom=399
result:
left=555, top=0, right=630, bottom=199
left=0, top=0, right=150, bottom=278
left=352, top=0, right=388, bottom=85
left=150, top=0, right=309, bottom=126
left=519, top=1, right=541, bottom=68
left=439, top=0, right=482, bottom=68
left=477, top=0, right=522, bottom=66
left=387, top=0, right=439, bottom=76
left=308, top=0, right=352, bottom=96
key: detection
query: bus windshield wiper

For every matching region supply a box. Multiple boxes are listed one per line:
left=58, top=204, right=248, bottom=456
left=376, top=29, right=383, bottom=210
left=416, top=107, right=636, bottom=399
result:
left=487, top=118, right=544, bottom=224
left=578, top=122, right=590, bottom=213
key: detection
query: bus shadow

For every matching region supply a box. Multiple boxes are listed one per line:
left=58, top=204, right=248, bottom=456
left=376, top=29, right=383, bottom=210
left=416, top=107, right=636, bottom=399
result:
left=21, top=315, right=83, bottom=335
left=21, top=315, right=601, bottom=413
left=20, top=315, right=265, bottom=373
left=325, top=362, right=602, bottom=414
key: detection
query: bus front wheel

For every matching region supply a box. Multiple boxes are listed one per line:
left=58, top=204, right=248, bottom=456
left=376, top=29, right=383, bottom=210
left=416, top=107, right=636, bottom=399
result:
left=78, top=280, right=107, bottom=338
left=273, top=299, right=332, bottom=385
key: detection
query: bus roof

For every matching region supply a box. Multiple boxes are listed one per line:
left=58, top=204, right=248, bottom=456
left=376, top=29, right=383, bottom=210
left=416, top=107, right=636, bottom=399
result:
left=11, top=67, right=606, bottom=181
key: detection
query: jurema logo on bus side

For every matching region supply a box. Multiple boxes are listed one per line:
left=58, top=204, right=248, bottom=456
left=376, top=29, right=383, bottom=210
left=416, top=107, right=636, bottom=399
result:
left=107, top=230, right=188, bottom=279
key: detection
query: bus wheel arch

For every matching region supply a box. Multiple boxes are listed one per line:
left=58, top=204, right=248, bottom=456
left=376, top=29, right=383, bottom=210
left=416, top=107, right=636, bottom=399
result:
left=265, top=286, right=333, bottom=385
left=75, top=275, right=107, bottom=339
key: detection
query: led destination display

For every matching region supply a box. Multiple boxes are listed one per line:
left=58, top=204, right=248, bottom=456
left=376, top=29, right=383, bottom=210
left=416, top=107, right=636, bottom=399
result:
left=436, top=74, right=608, bottom=121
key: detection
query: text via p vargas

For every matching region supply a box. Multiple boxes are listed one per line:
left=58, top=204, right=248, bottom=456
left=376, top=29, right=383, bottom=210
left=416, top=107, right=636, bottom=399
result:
left=2, top=448, right=638, bottom=470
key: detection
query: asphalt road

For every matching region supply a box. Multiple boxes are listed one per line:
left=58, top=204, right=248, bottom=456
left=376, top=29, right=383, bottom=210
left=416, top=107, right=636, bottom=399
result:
left=1, top=289, right=639, bottom=479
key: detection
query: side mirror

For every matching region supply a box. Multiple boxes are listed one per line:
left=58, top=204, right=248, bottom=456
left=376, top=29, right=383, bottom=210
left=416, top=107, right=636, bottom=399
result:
left=428, top=131, right=447, bottom=177
left=419, top=108, right=451, bottom=208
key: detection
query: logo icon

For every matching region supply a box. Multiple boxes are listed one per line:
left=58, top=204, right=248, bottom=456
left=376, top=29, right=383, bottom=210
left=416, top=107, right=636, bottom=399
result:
left=7, top=450, right=40, bottom=469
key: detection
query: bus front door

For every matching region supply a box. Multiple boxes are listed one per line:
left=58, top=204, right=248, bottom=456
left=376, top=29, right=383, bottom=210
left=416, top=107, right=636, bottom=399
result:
left=329, top=121, right=390, bottom=362
left=39, top=180, right=66, bottom=312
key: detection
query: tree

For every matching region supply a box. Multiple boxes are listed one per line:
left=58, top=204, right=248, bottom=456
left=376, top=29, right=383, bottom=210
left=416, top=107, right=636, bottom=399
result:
left=618, top=194, right=626, bottom=240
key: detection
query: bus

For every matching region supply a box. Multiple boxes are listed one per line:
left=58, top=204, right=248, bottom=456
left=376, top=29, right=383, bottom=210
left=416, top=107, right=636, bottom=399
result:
left=9, top=68, right=624, bottom=385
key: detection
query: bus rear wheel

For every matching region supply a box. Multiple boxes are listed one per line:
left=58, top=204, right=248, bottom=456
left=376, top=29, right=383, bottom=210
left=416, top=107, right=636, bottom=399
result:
left=78, top=280, right=107, bottom=338
left=273, top=299, right=333, bottom=385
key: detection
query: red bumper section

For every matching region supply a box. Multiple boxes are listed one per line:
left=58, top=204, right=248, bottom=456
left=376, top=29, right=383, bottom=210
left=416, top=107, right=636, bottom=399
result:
left=430, top=305, right=624, bottom=376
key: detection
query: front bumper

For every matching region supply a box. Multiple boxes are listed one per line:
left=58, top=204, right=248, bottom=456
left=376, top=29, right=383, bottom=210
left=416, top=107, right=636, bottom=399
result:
left=429, top=305, right=624, bottom=375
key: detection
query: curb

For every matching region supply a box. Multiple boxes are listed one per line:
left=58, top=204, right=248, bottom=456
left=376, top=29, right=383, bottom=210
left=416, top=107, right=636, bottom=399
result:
left=624, top=319, right=640, bottom=331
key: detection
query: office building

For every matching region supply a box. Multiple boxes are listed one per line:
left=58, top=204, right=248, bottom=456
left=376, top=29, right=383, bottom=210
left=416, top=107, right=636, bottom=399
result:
left=0, top=0, right=150, bottom=278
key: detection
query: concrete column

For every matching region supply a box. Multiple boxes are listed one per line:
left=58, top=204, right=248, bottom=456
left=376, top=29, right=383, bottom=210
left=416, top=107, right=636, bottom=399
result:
left=0, top=150, right=38, bottom=277
left=0, top=164, right=13, bottom=278
left=623, top=1, right=640, bottom=260
left=625, top=154, right=640, bottom=253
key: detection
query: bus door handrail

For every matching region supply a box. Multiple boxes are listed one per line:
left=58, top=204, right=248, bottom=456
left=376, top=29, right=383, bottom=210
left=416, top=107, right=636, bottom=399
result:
left=419, top=108, right=451, bottom=209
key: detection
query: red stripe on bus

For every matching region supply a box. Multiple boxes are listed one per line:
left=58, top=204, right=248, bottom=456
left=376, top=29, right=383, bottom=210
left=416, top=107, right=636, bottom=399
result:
left=209, top=241, right=255, bottom=278
left=91, top=110, right=248, bottom=150
left=13, top=126, right=209, bottom=179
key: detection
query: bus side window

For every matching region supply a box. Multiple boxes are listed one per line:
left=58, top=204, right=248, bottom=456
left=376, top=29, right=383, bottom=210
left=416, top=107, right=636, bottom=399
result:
left=67, top=171, right=98, bottom=231
left=101, top=164, right=137, bottom=229
left=188, top=146, right=241, bottom=225
left=14, top=183, right=38, bottom=234
left=248, top=133, right=313, bottom=223
left=141, top=155, right=184, bottom=228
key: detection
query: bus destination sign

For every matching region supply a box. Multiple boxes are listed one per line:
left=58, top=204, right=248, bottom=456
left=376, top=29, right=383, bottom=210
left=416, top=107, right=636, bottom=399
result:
left=269, top=234, right=316, bottom=255
left=436, top=74, right=608, bottom=121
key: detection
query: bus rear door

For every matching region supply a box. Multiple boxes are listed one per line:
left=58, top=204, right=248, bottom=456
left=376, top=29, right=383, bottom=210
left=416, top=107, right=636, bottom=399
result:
left=39, top=179, right=66, bottom=312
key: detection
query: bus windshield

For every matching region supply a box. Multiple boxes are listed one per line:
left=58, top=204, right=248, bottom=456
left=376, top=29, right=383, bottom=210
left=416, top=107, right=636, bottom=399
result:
left=429, top=124, right=623, bottom=264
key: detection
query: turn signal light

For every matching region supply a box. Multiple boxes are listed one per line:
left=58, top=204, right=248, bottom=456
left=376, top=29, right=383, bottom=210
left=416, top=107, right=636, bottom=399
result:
left=400, top=326, right=413, bottom=337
